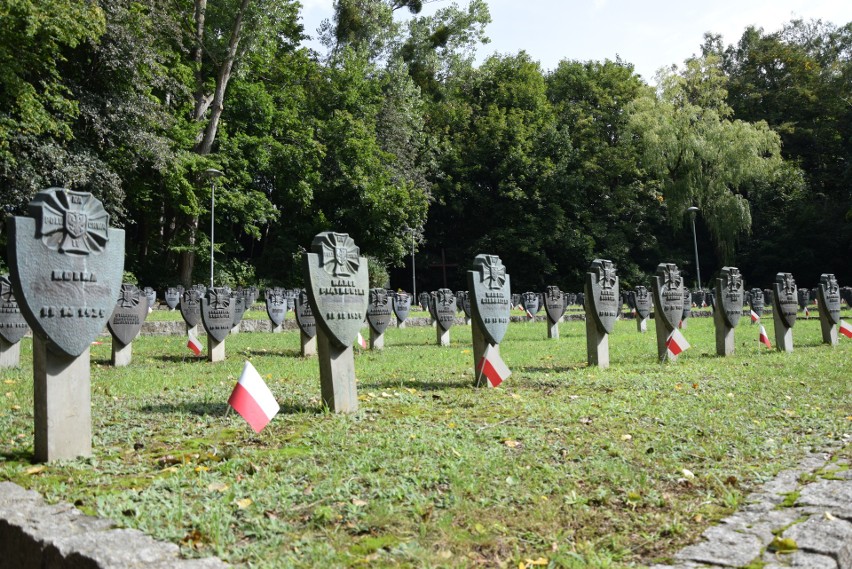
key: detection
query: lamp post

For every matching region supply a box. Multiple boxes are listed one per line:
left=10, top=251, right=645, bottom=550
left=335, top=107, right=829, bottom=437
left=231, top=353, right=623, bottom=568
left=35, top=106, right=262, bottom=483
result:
left=687, top=206, right=702, bottom=291
left=205, top=168, right=224, bottom=288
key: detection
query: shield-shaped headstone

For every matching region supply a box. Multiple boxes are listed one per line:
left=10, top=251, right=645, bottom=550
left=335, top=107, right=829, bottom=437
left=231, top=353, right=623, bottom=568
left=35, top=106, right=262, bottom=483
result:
left=467, top=254, right=511, bottom=345
left=107, top=284, right=149, bottom=345
left=693, top=290, right=706, bottom=308
left=286, top=290, right=297, bottom=312
left=180, top=287, right=202, bottom=327
left=634, top=286, right=652, bottom=320
left=164, top=287, right=181, bottom=310
left=455, top=291, right=465, bottom=312
left=392, top=292, right=411, bottom=323
left=303, top=232, right=369, bottom=348
left=544, top=286, right=565, bottom=323
left=841, top=287, right=852, bottom=308
left=230, top=293, right=247, bottom=328
left=367, top=288, right=393, bottom=334
left=0, top=275, right=30, bottom=344
left=142, top=287, right=156, bottom=309
left=773, top=273, right=798, bottom=328
left=750, top=288, right=764, bottom=317
left=201, top=287, right=235, bottom=342
left=585, top=259, right=620, bottom=334
left=7, top=188, right=124, bottom=357
left=434, top=288, right=456, bottom=331
left=295, top=290, right=317, bottom=338
left=651, top=263, right=684, bottom=330
left=265, top=288, right=287, bottom=327
left=511, top=294, right=521, bottom=309
left=797, top=288, right=809, bottom=310
left=817, top=273, right=841, bottom=326
left=576, top=292, right=585, bottom=308
left=460, top=291, right=471, bottom=318
left=521, top=292, right=539, bottom=315
left=682, top=290, right=692, bottom=321
left=419, top=292, right=430, bottom=312
left=716, top=267, right=744, bottom=328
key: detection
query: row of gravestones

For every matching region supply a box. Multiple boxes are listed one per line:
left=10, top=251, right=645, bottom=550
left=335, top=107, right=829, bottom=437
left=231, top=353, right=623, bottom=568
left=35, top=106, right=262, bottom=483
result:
left=2, top=190, right=849, bottom=463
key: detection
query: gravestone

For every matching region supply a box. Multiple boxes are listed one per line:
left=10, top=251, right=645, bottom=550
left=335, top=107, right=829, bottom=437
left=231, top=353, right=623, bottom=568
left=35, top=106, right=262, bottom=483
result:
left=456, top=291, right=465, bottom=313
left=576, top=292, right=585, bottom=309
left=680, top=290, right=692, bottom=329
left=200, top=287, right=234, bottom=362
left=142, top=287, right=156, bottom=311
left=633, top=286, right=652, bottom=333
left=419, top=292, right=430, bottom=313
left=584, top=260, right=619, bottom=367
left=797, top=288, right=809, bottom=311
left=467, top=254, right=511, bottom=386
left=179, top=287, right=202, bottom=333
left=713, top=267, right=744, bottom=356
left=366, top=288, right=393, bottom=349
left=295, top=289, right=317, bottom=356
left=433, top=288, right=456, bottom=346
left=0, top=275, right=30, bottom=367
left=303, top=232, right=369, bottom=413
left=164, top=287, right=181, bottom=310
left=459, top=290, right=472, bottom=324
left=817, top=273, right=841, bottom=346
left=841, top=287, right=852, bottom=308
left=265, top=287, right=287, bottom=332
left=651, top=263, right=684, bottom=361
left=544, top=285, right=565, bottom=339
left=693, top=290, right=706, bottom=309
left=750, top=288, right=764, bottom=320
left=511, top=293, right=521, bottom=309
left=7, top=188, right=124, bottom=462
left=521, top=292, right=539, bottom=320
left=107, top=283, right=149, bottom=366
left=229, top=290, right=247, bottom=334
left=286, top=290, right=297, bottom=312
left=706, top=290, right=716, bottom=311
left=392, top=292, right=411, bottom=328
left=772, top=272, right=798, bottom=352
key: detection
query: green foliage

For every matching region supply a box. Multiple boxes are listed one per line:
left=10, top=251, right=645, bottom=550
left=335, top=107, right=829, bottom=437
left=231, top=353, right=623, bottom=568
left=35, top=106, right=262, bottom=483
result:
left=366, top=256, right=390, bottom=288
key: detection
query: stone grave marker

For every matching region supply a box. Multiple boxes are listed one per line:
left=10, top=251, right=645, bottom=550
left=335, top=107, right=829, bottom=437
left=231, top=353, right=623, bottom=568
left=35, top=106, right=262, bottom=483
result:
left=456, top=291, right=465, bottom=313
left=841, top=286, right=852, bottom=308
left=584, top=260, right=619, bottom=367
left=265, top=287, right=287, bottom=332
left=459, top=290, right=472, bottom=324
left=651, top=263, right=684, bottom=361
left=817, top=273, right=841, bottom=346
left=713, top=267, right=744, bottom=356
left=576, top=292, right=585, bottom=309
left=680, top=289, right=692, bottom=329
left=633, top=286, right=652, bottom=332
left=366, top=288, right=393, bottom=349
left=544, top=286, right=565, bottom=339
left=693, top=290, right=706, bottom=309
left=467, top=254, right=511, bottom=386
left=179, top=286, right=202, bottom=333
left=7, top=188, right=124, bottom=462
left=142, top=286, right=156, bottom=310
left=511, top=293, right=521, bottom=309
left=107, top=283, right=149, bottom=366
left=797, top=288, right=809, bottom=311
left=521, top=292, right=539, bottom=320
left=427, top=291, right=438, bottom=326
left=164, top=287, right=181, bottom=310
left=229, top=289, right=247, bottom=334
left=392, top=292, right=411, bottom=328
left=0, top=275, right=30, bottom=367
left=303, top=232, right=368, bottom=413
left=750, top=288, right=764, bottom=320
left=200, top=286, right=234, bottom=362
left=433, top=288, right=456, bottom=346
left=772, top=272, right=798, bottom=352
left=707, top=290, right=716, bottom=311
left=286, top=290, right=297, bottom=312
left=295, top=289, right=317, bottom=356
left=419, top=292, right=430, bottom=313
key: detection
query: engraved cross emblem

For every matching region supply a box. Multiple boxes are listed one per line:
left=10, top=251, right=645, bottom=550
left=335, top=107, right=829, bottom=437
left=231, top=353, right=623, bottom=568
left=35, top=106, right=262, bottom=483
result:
left=481, top=255, right=506, bottom=290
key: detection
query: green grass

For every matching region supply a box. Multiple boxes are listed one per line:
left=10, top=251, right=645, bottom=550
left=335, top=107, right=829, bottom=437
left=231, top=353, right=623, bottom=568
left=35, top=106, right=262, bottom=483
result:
left=1, top=312, right=850, bottom=568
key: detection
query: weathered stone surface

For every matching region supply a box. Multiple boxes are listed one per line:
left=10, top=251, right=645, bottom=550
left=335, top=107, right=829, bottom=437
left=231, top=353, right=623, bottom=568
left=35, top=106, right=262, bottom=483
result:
left=200, top=287, right=234, bottom=343
left=544, top=286, right=565, bottom=323
left=634, top=286, right=652, bottom=320
left=675, top=524, right=764, bottom=567
left=750, top=288, right=765, bottom=317
left=652, top=263, right=684, bottom=331
left=265, top=287, right=287, bottom=327
left=520, top=292, right=539, bottom=316
left=392, top=292, right=411, bottom=324
left=142, top=286, right=156, bottom=309
left=782, top=516, right=852, bottom=557
left=107, top=284, right=149, bottom=346
left=295, top=290, right=316, bottom=339
left=0, top=275, right=29, bottom=344
left=467, top=254, right=511, bottom=346
left=773, top=272, right=798, bottom=329
left=762, top=551, right=838, bottom=569
left=179, top=287, right=202, bottom=328
left=433, top=288, right=456, bottom=332
left=8, top=188, right=125, bottom=357
left=716, top=267, right=744, bottom=328
left=303, top=232, right=369, bottom=349
left=164, top=287, right=181, bottom=310
left=367, top=288, right=393, bottom=335
left=797, top=479, right=852, bottom=510
left=585, top=259, right=619, bottom=334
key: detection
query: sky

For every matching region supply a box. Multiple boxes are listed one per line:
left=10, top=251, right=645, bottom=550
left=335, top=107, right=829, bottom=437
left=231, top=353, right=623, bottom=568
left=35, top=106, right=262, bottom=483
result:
left=298, top=0, right=852, bottom=81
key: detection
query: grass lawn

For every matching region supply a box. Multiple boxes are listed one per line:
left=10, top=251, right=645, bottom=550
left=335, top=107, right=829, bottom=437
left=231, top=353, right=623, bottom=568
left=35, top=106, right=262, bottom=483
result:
left=1, top=311, right=850, bottom=568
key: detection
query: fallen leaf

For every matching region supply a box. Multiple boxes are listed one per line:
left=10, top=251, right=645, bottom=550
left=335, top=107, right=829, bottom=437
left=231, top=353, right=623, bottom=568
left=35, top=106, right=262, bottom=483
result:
left=207, top=482, right=229, bottom=492
left=235, top=498, right=253, bottom=509
left=3, top=380, right=15, bottom=385
left=504, top=440, right=521, bottom=448
left=681, top=469, right=695, bottom=480
left=352, top=498, right=367, bottom=507
left=824, top=512, right=836, bottom=521
left=767, top=536, right=798, bottom=552
left=26, top=465, right=46, bottom=475
left=525, top=558, right=548, bottom=566
left=621, top=434, right=632, bottom=441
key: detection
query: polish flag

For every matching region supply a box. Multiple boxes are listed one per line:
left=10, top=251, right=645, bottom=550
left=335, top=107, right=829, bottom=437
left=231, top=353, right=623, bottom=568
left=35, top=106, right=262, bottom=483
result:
left=839, top=320, right=852, bottom=339
left=804, top=306, right=810, bottom=318
left=759, top=325, right=772, bottom=348
left=476, top=344, right=511, bottom=388
left=357, top=332, right=367, bottom=349
left=187, top=330, right=203, bottom=355
left=750, top=310, right=760, bottom=323
left=228, top=361, right=280, bottom=433
left=525, top=309, right=534, bottom=319
left=666, top=328, right=690, bottom=358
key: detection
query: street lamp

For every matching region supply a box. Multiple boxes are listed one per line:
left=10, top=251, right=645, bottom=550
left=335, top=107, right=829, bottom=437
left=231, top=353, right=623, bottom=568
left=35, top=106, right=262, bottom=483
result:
left=405, top=227, right=417, bottom=299
left=687, top=206, right=702, bottom=291
left=205, top=168, right=224, bottom=288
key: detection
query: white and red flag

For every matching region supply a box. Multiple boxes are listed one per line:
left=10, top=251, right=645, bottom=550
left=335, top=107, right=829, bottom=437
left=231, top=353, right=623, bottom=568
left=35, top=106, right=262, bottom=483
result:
left=476, top=344, right=511, bottom=388
left=357, top=332, right=367, bottom=349
left=759, top=325, right=772, bottom=348
left=839, top=320, right=852, bottom=339
left=187, top=330, right=203, bottom=356
left=804, top=306, right=810, bottom=318
left=525, top=308, right=534, bottom=319
left=665, top=328, right=690, bottom=359
left=228, top=361, right=280, bottom=433
left=750, top=310, right=760, bottom=323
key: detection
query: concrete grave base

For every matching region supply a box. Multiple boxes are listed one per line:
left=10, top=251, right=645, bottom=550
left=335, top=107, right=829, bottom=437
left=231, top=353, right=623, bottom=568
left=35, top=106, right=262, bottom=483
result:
left=186, top=324, right=198, bottom=337
left=370, top=329, right=385, bottom=350
left=654, top=316, right=676, bottom=362
left=110, top=337, right=132, bottom=367
left=585, top=318, right=609, bottom=368
left=471, top=322, right=502, bottom=388
left=208, top=337, right=225, bottom=362
left=772, top=308, right=794, bottom=352
left=272, top=324, right=283, bottom=333
left=637, top=317, right=647, bottom=333
left=230, top=324, right=240, bottom=335
left=820, top=318, right=838, bottom=346
left=437, top=327, right=450, bottom=346
left=547, top=318, right=559, bottom=339
left=33, top=336, right=92, bottom=463
left=0, top=337, right=21, bottom=368
left=300, top=332, right=317, bottom=357
left=317, top=331, right=358, bottom=413
left=397, top=320, right=406, bottom=329
left=713, top=309, right=735, bottom=356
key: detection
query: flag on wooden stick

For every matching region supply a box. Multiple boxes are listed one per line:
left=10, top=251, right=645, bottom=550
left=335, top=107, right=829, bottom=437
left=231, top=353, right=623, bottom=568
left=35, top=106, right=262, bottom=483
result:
left=228, top=361, right=280, bottom=433
left=665, top=328, right=690, bottom=359
left=759, top=325, right=772, bottom=348
left=476, top=344, right=511, bottom=388
left=187, top=330, right=203, bottom=356
left=750, top=310, right=760, bottom=323
left=839, top=320, right=852, bottom=339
